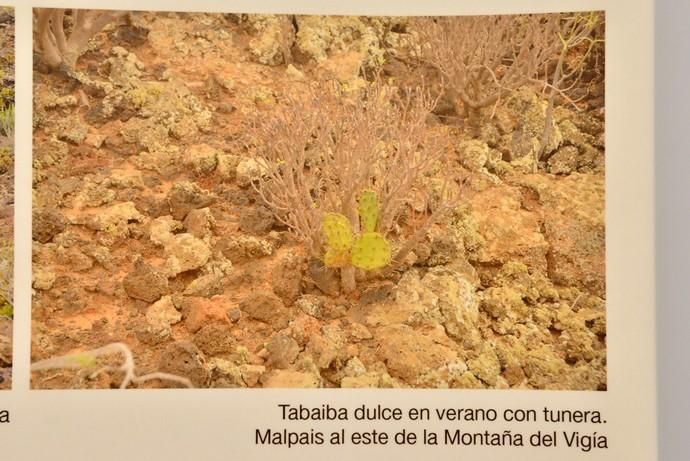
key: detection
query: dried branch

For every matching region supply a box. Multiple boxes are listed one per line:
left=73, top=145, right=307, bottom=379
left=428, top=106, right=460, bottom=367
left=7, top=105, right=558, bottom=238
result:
left=31, top=342, right=193, bottom=389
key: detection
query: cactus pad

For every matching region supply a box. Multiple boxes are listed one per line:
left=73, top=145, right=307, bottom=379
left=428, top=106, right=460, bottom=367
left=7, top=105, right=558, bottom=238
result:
left=322, top=213, right=353, bottom=250
left=357, top=189, right=379, bottom=233
left=351, top=232, right=391, bottom=270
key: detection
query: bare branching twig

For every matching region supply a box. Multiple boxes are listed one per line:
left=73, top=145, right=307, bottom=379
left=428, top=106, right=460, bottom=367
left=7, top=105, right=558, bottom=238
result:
left=31, top=342, right=193, bottom=389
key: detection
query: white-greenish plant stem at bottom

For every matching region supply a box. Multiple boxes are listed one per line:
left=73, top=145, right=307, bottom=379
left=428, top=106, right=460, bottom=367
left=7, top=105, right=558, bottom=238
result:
left=30, top=342, right=193, bottom=389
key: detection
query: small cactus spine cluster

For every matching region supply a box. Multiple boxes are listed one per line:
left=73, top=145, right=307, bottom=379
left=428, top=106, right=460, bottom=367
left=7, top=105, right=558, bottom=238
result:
left=321, top=190, right=391, bottom=271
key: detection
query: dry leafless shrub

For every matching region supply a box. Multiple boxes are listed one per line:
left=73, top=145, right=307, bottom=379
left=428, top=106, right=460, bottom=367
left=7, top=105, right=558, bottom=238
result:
left=415, top=14, right=564, bottom=133
left=250, top=80, right=458, bottom=292
left=537, top=12, right=604, bottom=162
left=35, top=8, right=126, bottom=71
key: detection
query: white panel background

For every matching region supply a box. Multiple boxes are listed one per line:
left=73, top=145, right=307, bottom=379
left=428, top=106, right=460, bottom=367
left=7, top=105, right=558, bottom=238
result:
left=0, top=0, right=664, bottom=460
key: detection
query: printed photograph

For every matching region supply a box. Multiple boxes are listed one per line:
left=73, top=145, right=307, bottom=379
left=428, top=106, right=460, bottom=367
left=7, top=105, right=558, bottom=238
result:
left=30, top=9, right=606, bottom=389
left=0, top=6, right=13, bottom=390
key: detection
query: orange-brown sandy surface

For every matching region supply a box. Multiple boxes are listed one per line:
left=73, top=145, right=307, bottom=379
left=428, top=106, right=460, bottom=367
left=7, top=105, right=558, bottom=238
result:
left=31, top=13, right=606, bottom=389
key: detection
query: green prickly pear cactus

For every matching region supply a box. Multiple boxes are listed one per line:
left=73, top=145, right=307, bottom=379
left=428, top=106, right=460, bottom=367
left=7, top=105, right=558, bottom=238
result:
left=321, top=191, right=391, bottom=271
left=322, top=212, right=353, bottom=250
left=351, top=232, right=391, bottom=270
left=357, top=189, right=379, bottom=233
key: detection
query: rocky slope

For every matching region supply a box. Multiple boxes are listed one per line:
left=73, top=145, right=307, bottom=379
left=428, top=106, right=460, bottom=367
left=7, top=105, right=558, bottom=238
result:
left=0, top=7, right=13, bottom=390
left=31, top=13, right=605, bottom=390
